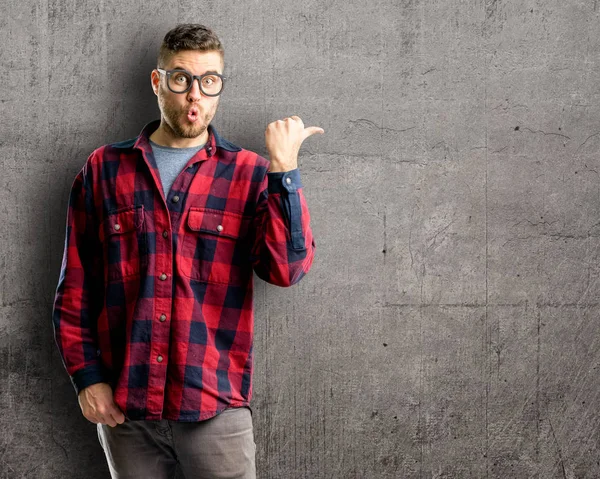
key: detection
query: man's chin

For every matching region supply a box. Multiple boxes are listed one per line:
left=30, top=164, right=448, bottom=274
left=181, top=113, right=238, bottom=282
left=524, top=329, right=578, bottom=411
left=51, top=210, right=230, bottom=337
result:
left=173, top=121, right=207, bottom=139
left=181, top=126, right=207, bottom=138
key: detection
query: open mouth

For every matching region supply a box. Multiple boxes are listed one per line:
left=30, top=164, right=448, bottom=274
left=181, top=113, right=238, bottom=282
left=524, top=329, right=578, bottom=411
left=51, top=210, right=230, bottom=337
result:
left=187, top=107, right=199, bottom=122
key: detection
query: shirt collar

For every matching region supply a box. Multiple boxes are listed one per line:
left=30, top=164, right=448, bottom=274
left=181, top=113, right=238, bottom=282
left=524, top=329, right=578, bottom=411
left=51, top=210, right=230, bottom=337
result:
left=129, top=119, right=242, bottom=155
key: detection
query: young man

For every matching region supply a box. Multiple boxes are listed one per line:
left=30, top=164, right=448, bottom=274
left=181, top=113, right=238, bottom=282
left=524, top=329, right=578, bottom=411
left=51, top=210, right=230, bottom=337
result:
left=52, top=24, right=322, bottom=478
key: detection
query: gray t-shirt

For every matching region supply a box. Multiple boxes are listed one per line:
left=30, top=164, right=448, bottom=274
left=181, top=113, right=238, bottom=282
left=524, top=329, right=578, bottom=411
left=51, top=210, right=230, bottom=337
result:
left=149, top=140, right=205, bottom=196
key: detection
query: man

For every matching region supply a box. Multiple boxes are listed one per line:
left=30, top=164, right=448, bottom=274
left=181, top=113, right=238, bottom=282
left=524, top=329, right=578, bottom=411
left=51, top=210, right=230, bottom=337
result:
left=52, top=24, right=322, bottom=478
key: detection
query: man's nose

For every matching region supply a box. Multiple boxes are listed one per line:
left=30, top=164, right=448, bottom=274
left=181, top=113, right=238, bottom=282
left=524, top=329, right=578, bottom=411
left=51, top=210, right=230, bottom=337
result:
left=187, top=78, right=203, bottom=100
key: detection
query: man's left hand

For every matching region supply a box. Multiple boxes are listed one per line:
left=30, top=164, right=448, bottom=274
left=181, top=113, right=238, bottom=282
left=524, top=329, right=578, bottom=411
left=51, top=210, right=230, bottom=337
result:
left=265, top=116, right=324, bottom=173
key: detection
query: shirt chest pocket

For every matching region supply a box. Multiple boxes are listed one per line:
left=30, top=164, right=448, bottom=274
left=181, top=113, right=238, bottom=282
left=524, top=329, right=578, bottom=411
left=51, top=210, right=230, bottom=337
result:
left=179, top=207, right=252, bottom=285
left=99, top=205, right=147, bottom=282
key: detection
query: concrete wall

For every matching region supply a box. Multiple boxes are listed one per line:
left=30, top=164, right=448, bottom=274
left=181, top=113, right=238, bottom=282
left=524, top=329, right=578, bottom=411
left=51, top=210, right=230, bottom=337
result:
left=2, top=0, right=600, bottom=477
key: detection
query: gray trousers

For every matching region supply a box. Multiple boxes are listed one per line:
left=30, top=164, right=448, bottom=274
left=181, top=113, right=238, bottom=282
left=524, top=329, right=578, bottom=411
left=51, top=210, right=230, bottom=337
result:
left=97, top=407, right=256, bottom=479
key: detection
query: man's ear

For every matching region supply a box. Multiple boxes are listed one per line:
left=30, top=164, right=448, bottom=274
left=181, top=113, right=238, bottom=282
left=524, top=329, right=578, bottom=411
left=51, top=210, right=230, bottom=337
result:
left=151, top=70, right=159, bottom=96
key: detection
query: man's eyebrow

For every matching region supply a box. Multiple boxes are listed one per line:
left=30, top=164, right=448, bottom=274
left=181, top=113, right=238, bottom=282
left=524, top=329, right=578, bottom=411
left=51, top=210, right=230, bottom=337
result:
left=172, top=66, right=222, bottom=75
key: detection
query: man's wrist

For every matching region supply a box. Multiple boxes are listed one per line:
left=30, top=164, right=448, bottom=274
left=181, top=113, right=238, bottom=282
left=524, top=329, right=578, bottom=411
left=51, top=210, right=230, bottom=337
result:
left=267, top=155, right=298, bottom=173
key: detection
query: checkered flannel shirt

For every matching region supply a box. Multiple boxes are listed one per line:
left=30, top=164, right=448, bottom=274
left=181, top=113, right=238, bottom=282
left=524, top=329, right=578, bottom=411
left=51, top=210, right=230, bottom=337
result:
left=52, top=120, right=315, bottom=421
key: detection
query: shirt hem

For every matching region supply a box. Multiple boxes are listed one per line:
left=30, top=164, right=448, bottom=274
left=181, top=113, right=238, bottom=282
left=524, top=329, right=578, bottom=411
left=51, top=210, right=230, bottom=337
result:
left=127, top=402, right=252, bottom=422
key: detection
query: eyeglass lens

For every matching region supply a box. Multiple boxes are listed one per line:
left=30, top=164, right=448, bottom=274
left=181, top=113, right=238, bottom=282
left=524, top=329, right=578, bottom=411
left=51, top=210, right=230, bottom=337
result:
left=168, top=71, right=223, bottom=95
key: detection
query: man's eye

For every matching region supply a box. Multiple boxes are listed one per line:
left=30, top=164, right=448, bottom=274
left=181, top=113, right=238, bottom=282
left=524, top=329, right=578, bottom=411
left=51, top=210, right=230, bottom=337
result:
left=174, top=74, right=189, bottom=83
left=203, top=77, right=215, bottom=85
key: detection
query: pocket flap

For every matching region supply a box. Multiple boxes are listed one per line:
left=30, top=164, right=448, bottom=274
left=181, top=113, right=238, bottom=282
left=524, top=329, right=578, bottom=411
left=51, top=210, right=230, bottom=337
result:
left=100, top=205, right=144, bottom=242
left=187, top=207, right=248, bottom=240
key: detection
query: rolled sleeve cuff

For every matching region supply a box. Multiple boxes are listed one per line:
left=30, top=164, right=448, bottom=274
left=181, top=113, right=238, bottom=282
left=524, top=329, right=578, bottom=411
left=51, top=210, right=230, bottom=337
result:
left=267, top=168, right=303, bottom=194
left=70, top=362, right=108, bottom=396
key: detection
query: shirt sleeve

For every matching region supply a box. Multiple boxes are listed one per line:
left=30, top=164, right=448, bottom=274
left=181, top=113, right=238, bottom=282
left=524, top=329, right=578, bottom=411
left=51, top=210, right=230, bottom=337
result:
left=250, top=167, right=316, bottom=287
left=52, top=160, right=108, bottom=396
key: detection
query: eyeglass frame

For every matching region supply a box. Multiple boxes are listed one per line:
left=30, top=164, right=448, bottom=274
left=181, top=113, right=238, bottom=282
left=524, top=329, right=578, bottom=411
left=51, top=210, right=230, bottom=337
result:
left=155, top=68, right=227, bottom=97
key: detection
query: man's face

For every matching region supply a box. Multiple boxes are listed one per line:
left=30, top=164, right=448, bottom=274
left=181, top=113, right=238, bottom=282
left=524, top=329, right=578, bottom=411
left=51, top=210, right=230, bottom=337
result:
left=151, top=50, right=224, bottom=139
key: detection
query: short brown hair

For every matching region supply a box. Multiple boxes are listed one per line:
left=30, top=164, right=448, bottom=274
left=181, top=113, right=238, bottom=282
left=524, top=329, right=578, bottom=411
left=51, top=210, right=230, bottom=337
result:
left=157, top=24, right=224, bottom=68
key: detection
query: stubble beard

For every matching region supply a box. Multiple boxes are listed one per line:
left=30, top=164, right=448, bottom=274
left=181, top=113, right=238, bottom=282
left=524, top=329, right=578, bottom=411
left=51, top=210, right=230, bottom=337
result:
left=158, top=84, right=219, bottom=139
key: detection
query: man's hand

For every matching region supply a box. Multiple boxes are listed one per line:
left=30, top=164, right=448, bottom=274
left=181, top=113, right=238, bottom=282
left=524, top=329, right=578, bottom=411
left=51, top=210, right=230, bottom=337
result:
left=265, top=116, right=324, bottom=172
left=78, top=382, right=125, bottom=427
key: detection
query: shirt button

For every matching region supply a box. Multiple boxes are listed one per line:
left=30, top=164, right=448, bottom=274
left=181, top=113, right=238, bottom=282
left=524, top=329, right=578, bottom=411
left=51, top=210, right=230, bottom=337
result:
left=216, top=224, right=223, bottom=232
left=159, top=273, right=167, bottom=281
left=113, top=224, right=121, bottom=231
left=286, top=177, right=292, bottom=185
left=172, top=195, right=180, bottom=203
left=159, top=314, right=167, bottom=322
left=157, top=355, right=163, bottom=363
left=162, top=230, right=168, bottom=238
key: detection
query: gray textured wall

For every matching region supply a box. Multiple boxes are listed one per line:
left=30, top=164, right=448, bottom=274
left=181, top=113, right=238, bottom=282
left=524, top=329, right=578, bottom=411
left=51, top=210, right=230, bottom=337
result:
left=2, top=0, right=600, bottom=478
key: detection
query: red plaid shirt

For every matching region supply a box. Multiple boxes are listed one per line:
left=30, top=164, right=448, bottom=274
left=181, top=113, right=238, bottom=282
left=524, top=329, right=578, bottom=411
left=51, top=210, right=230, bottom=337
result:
left=52, top=120, right=315, bottom=421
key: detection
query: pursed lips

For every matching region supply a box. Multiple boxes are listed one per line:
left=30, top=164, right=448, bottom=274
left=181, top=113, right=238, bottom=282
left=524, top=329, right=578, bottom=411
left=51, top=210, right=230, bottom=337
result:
left=186, top=106, right=199, bottom=121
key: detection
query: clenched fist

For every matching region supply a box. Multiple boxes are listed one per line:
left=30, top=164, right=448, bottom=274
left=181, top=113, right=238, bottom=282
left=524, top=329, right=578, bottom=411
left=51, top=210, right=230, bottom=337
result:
left=78, top=382, right=125, bottom=427
left=265, top=116, right=324, bottom=173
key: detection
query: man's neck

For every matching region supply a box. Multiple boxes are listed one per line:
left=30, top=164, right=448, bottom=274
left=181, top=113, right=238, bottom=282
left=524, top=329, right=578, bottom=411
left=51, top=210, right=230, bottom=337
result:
left=149, top=121, right=209, bottom=148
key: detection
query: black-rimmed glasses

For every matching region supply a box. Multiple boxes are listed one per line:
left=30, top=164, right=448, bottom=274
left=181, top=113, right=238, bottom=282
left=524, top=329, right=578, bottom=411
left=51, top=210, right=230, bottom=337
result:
left=156, top=68, right=226, bottom=96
